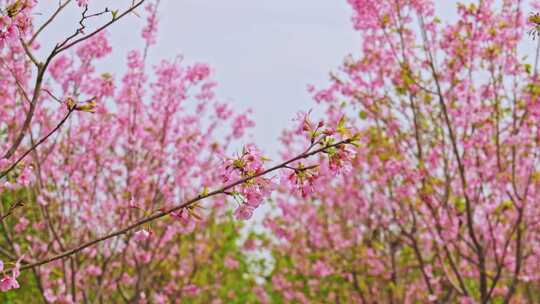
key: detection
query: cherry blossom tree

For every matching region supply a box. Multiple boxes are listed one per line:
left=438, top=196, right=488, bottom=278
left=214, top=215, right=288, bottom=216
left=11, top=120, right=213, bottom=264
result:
left=262, top=0, right=540, bottom=303
left=0, top=0, right=356, bottom=302
left=4, top=0, right=540, bottom=303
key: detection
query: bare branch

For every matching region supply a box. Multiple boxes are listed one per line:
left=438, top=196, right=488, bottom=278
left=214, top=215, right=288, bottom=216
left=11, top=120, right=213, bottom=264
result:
left=54, top=1, right=145, bottom=55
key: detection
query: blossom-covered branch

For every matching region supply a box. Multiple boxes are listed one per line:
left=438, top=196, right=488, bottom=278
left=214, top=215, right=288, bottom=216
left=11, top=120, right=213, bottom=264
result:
left=19, top=135, right=357, bottom=272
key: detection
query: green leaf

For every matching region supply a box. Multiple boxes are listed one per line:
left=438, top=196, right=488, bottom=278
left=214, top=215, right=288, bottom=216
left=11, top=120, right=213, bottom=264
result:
left=359, top=110, right=367, bottom=120
left=201, top=186, right=209, bottom=196
left=525, top=63, right=532, bottom=74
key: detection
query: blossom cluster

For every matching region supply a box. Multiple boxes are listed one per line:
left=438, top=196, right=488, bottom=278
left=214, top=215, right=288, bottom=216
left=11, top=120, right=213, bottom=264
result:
left=221, top=144, right=276, bottom=220
left=0, top=258, right=21, bottom=292
left=280, top=112, right=356, bottom=197
left=0, top=0, right=34, bottom=48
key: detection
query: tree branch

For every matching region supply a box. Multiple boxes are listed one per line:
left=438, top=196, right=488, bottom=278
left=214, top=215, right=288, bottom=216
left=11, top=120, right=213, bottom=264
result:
left=19, top=138, right=355, bottom=271
left=0, top=109, right=74, bottom=179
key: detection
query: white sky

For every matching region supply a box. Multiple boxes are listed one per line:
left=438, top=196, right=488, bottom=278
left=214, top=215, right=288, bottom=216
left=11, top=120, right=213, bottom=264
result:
left=161, top=0, right=359, bottom=156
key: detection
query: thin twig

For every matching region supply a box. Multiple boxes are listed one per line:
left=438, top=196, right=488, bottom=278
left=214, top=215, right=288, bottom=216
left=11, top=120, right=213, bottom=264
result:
left=0, top=59, right=32, bottom=104
left=0, top=109, right=74, bottom=179
left=19, top=38, right=40, bottom=67
left=54, top=1, right=145, bottom=55
left=0, top=200, right=24, bottom=222
left=29, top=0, right=72, bottom=46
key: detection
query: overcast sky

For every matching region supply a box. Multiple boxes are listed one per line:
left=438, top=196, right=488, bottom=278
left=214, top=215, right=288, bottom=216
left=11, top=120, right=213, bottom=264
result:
left=162, top=0, right=360, bottom=156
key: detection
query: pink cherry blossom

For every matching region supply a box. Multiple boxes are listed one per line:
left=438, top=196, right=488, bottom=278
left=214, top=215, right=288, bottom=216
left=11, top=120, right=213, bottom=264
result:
left=0, top=276, right=18, bottom=292
left=133, top=229, right=151, bottom=242
left=234, top=204, right=254, bottom=220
